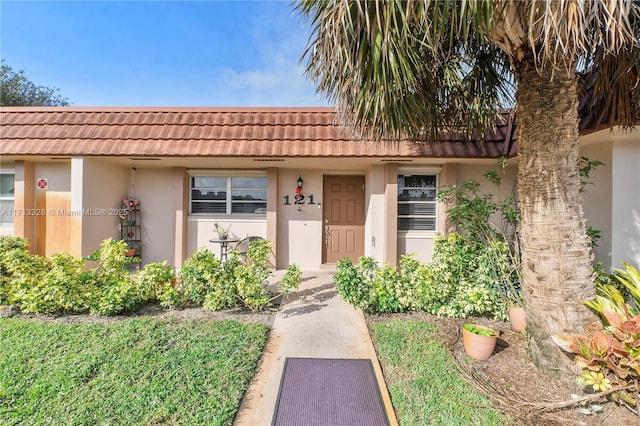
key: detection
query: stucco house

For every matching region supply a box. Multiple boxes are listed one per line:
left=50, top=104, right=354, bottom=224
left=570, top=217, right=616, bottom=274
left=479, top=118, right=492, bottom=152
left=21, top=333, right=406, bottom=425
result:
left=1, top=106, right=638, bottom=271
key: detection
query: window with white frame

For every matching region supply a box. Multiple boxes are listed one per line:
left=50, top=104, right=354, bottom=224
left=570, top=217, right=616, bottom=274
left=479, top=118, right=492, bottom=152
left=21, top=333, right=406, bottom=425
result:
left=191, top=175, right=267, bottom=215
left=397, top=174, right=437, bottom=231
left=0, top=171, right=15, bottom=225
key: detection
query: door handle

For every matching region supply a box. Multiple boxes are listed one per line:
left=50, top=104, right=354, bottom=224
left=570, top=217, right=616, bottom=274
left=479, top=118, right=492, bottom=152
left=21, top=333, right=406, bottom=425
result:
left=324, top=223, right=330, bottom=249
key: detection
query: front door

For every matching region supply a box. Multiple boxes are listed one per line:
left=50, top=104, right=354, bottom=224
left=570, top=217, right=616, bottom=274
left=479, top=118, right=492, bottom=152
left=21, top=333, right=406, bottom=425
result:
left=35, top=191, right=71, bottom=257
left=323, top=176, right=365, bottom=263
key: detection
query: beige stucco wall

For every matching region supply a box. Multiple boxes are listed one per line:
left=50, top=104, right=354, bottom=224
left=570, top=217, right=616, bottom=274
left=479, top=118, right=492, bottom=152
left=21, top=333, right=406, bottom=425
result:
left=78, top=158, right=128, bottom=256
left=132, top=167, right=179, bottom=265
left=276, top=169, right=324, bottom=269
left=365, top=165, right=386, bottom=261
left=187, top=218, right=267, bottom=260
left=398, top=236, right=435, bottom=263
left=611, top=139, right=640, bottom=270
left=580, top=141, right=613, bottom=269
left=454, top=161, right=518, bottom=234
left=456, top=162, right=518, bottom=202
left=35, top=162, right=71, bottom=192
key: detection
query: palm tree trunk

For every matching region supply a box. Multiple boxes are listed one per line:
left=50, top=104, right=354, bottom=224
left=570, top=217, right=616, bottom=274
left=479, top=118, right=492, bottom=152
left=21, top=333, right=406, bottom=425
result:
left=513, top=49, right=595, bottom=383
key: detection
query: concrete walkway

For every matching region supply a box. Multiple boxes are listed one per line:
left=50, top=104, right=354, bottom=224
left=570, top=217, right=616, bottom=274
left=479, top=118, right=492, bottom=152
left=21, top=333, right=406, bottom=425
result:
left=234, top=270, right=398, bottom=426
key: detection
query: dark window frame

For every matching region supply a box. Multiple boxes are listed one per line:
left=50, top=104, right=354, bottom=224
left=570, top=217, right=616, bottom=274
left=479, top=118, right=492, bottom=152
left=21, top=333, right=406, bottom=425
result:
left=190, top=175, right=267, bottom=215
left=397, top=174, right=438, bottom=232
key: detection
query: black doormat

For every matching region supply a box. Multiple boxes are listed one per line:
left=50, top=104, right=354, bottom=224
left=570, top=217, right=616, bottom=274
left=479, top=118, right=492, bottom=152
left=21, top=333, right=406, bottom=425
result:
left=272, top=358, right=390, bottom=426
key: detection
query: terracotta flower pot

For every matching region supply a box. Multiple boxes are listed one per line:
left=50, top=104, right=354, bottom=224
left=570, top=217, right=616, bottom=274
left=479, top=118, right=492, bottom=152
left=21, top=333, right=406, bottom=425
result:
left=462, top=324, right=498, bottom=361
left=508, top=306, right=527, bottom=332
left=126, top=248, right=136, bottom=257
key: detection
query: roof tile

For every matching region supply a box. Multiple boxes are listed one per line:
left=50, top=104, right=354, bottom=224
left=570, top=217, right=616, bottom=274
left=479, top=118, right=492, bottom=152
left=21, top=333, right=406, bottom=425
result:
left=1, top=107, right=515, bottom=158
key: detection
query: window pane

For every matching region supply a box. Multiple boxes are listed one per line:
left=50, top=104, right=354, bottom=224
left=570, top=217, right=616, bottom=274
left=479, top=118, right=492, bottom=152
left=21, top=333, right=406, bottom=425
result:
left=397, top=174, right=437, bottom=231
left=0, top=200, right=14, bottom=225
left=191, top=201, right=226, bottom=214
left=0, top=174, right=14, bottom=197
left=231, top=189, right=266, bottom=201
left=191, top=175, right=268, bottom=215
left=399, top=175, right=436, bottom=188
left=192, top=189, right=227, bottom=200
left=232, top=177, right=266, bottom=188
left=398, top=203, right=436, bottom=216
left=193, top=176, right=226, bottom=188
left=231, top=202, right=267, bottom=214
left=398, top=217, right=436, bottom=231
left=398, top=188, right=436, bottom=201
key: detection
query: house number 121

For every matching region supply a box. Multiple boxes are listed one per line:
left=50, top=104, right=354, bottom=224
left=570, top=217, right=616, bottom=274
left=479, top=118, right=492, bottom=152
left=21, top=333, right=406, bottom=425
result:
left=283, top=194, right=315, bottom=205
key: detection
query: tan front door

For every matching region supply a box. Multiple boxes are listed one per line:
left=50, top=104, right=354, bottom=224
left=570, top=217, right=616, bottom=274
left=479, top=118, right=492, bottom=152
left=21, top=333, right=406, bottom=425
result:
left=323, top=176, right=365, bottom=263
left=35, top=191, right=71, bottom=256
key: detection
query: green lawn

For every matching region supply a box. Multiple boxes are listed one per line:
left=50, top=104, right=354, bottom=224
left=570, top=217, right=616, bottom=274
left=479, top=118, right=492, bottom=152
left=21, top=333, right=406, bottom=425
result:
left=372, top=319, right=511, bottom=426
left=0, top=317, right=268, bottom=425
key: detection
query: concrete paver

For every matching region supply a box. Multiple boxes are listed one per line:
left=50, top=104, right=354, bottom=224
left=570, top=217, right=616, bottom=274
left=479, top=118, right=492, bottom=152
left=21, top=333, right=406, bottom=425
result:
left=234, top=270, right=397, bottom=426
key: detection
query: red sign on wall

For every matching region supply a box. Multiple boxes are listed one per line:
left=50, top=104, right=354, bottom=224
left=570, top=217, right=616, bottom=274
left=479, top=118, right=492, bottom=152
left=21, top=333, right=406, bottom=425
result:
left=36, top=178, right=48, bottom=190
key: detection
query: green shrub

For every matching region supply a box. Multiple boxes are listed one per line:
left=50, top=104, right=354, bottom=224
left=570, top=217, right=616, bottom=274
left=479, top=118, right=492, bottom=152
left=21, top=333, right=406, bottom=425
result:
left=334, top=257, right=377, bottom=312
left=437, top=159, right=523, bottom=309
left=426, top=233, right=504, bottom=318
left=0, top=237, right=49, bottom=307
left=0, top=235, right=31, bottom=282
left=0, top=235, right=300, bottom=315
left=335, top=256, right=428, bottom=314
left=280, top=264, right=302, bottom=296
left=180, top=248, right=221, bottom=304
left=334, top=233, right=505, bottom=318
left=19, top=253, right=94, bottom=314
left=186, top=239, right=299, bottom=312
left=233, top=238, right=273, bottom=311
left=202, top=254, right=244, bottom=310
left=137, top=261, right=179, bottom=307
left=90, top=238, right=148, bottom=315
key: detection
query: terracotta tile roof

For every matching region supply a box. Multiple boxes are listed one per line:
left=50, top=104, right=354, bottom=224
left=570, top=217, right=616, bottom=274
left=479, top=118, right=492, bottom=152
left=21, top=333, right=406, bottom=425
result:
left=0, top=107, right=517, bottom=158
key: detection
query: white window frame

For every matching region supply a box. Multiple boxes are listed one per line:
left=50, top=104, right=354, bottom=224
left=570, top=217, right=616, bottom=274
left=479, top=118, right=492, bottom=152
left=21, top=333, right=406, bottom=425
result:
left=188, top=170, right=267, bottom=216
left=397, top=167, right=441, bottom=235
left=0, top=169, right=15, bottom=226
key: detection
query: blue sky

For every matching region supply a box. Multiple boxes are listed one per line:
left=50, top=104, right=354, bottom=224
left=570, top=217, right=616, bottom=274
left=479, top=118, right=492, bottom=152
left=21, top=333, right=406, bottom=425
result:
left=0, top=1, right=330, bottom=106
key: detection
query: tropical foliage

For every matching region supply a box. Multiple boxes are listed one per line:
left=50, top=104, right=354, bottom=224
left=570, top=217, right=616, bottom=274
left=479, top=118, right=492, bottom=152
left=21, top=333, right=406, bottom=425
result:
left=297, top=0, right=639, bottom=379
left=184, top=240, right=301, bottom=312
left=553, top=263, right=640, bottom=416
left=335, top=232, right=506, bottom=318
left=438, top=158, right=524, bottom=307
left=0, top=236, right=300, bottom=315
left=0, top=238, right=174, bottom=315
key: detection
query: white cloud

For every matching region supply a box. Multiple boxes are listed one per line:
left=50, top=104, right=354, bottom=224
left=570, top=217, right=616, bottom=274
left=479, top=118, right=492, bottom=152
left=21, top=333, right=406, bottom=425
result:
left=213, top=60, right=326, bottom=106
left=206, top=7, right=331, bottom=107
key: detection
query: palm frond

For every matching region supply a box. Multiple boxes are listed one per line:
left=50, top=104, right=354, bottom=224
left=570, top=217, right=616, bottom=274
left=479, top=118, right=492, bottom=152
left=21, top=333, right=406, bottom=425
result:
left=296, top=0, right=512, bottom=141
left=296, top=0, right=639, bottom=141
left=527, top=0, right=640, bottom=71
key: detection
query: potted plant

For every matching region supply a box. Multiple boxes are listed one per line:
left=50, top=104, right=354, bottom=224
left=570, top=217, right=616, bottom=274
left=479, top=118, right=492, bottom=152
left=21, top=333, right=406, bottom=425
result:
left=462, top=323, right=498, bottom=361
left=214, top=223, right=231, bottom=240
left=508, top=304, right=526, bottom=333
left=500, top=280, right=527, bottom=332
left=487, top=238, right=526, bottom=332
left=126, top=243, right=136, bottom=257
